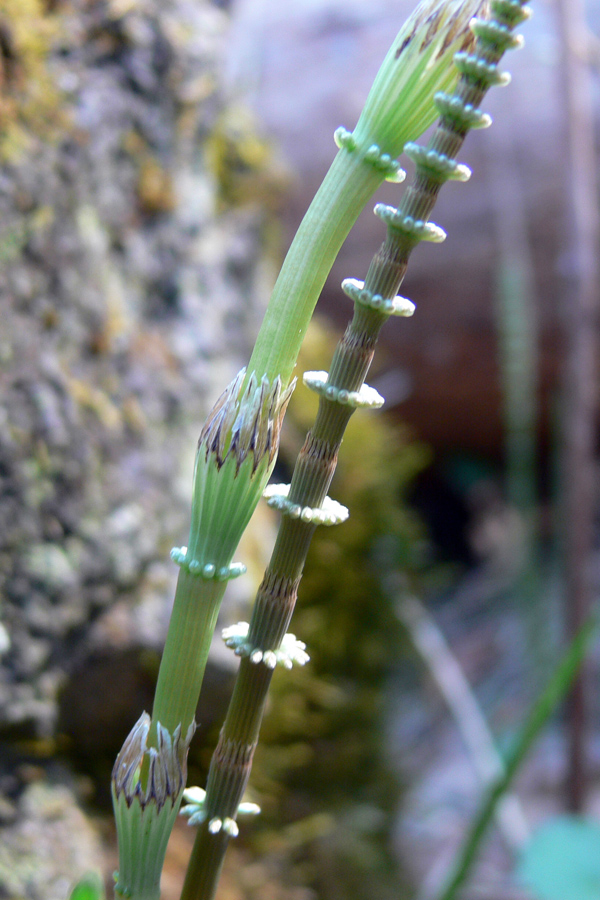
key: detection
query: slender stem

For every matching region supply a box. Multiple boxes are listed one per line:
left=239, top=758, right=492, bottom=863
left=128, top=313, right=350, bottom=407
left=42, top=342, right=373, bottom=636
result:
left=147, top=14, right=461, bottom=746
left=246, top=0, right=487, bottom=388
left=247, top=150, right=383, bottom=386
left=151, top=571, right=227, bottom=738
left=181, top=245, right=401, bottom=900
left=488, top=96, right=544, bottom=682
left=181, top=6, right=530, bottom=898
left=114, top=7, right=531, bottom=898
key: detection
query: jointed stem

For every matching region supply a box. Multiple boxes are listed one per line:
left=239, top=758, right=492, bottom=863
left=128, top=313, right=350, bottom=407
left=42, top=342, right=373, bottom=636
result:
left=111, top=5, right=531, bottom=899
left=245, top=0, right=489, bottom=389
left=181, top=295, right=393, bottom=900
left=181, top=5, right=530, bottom=899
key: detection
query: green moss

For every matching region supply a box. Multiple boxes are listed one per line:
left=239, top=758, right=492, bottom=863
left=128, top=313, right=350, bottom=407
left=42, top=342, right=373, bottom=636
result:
left=204, top=105, right=290, bottom=210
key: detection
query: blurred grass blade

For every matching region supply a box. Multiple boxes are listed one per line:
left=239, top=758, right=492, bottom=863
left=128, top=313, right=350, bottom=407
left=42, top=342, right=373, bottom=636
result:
left=434, top=619, right=596, bottom=900
left=397, top=594, right=529, bottom=851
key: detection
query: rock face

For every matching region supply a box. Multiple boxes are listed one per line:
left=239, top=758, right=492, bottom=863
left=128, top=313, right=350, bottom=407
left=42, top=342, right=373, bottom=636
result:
left=0, top=780, right=104, bottom=900
left=0, top=0, right=275, bottom=842
left=0, top=0, right=278, bottom=889
left=225, top=0, right=577, bottom=458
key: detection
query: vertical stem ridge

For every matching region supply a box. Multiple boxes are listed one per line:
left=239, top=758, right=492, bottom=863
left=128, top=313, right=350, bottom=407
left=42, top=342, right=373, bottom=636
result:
left=151, top=573, right=227, bottom=740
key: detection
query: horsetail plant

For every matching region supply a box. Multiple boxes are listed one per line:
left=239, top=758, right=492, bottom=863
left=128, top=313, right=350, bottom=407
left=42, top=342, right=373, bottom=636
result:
left=246, top=0, right=487, bottom=386
left=110, top=1, right=529, bottom=898
left=175, top=4, right=530, bottom=900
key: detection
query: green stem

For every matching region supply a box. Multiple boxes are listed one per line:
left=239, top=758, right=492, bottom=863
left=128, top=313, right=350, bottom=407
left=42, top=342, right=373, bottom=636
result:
left=114, top=5, right=531, bottom=898
left=245, top=0, right=482, bottom=389
left=434, top=620, right=595, bottom=900
left=179, top=189, right=423, bottom=900
left=151, top=570, right=227, bottom=739
left=180, top=5, right=530, bottom=898
left=180, top=208, right=410, bottom=900
left=247, top=149, right=384, bottom=386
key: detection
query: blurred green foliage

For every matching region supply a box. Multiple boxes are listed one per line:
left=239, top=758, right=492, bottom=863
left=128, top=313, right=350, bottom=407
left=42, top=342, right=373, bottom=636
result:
left=68, top=873, right=105, bottom=900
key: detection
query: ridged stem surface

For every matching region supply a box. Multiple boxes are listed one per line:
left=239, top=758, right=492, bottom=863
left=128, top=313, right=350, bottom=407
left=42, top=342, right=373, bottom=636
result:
left=151, top=572, right=227, bottom=738
left=246, top=151, right=383, bottom=386
left=181, top=256, right=397, bottom=900
left=181, top=5, right=530, bottom=898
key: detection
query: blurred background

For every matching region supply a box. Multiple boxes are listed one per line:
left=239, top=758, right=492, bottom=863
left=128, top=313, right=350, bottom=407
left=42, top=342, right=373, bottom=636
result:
left=1, top=0, right=600, bottom=898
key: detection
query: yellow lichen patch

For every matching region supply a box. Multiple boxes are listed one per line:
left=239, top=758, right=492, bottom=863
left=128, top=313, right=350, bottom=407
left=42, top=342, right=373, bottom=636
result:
left=205, top=105, right=290, bottom=210
left=137, top=155, right=176, bottom=215
left=65, top=375, right=123, bottom=431
left=0, top=0, right=66, bottom=160
left=122, top=131, right=176, bottom=216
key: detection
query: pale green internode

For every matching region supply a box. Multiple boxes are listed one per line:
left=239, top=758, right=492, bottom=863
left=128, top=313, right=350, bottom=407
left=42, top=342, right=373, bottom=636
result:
left=112, top=713, right=195, bottom=900
left=434, top=91, right=492, bottom=130
left=187, top=369, right=295, bottom=570
left=470, top=15, right=525, bottom=51
left=170, top=547, right=246, bottom=582
left=222, top=621, right=310, bottom=669
left=352, top=0, right=489, bottom=160
left=263, top=483, right=349, bottom=526
left=403, top=142, right=472, bottom=183
left=341, top=277, right=416, bottom=317
left=490, top=0, right=532, bottom=27
left=333, top=127, right=406, bottom=183
left=453, top=51, right=511, bottom=88
left=302, top=370, right=385, bottom=410
left=180, top=786, right=261, bottom=834
left=374, top=204, right=447, bottom=243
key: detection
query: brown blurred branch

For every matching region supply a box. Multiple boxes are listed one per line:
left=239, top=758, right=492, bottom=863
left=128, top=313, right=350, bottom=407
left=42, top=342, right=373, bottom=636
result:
left=555, top=0, right=600, bottom=812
